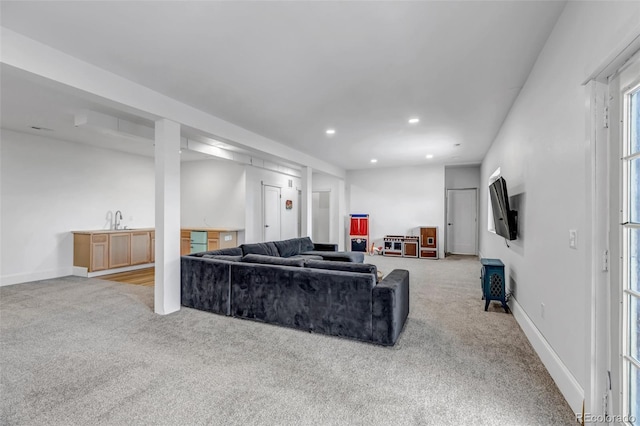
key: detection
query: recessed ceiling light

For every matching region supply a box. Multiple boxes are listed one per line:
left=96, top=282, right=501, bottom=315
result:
left=326, top=129, right=336, bottom=135
left=426, top=154, right=434, bottom=159
left=371, top=159, right=378, bottom=163
left=408, top=118, right=420, bottom=124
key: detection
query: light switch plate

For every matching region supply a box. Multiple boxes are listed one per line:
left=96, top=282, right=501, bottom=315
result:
left=569, top=229, right=577, bottom=249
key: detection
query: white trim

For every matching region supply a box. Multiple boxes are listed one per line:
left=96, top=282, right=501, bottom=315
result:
left=583, top=27, right=640, bottom=84
left=77, top=263, right=154, bottom=278
left=510, top=297, right=584, bottom=414
left=0, top=267, right=74, bottom=286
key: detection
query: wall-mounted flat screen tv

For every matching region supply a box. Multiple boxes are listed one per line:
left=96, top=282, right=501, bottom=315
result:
left=489, top=177, right=518, bottom=240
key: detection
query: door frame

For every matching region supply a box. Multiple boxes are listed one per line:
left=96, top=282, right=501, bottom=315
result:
left=445, top=187, right=478, bottom=255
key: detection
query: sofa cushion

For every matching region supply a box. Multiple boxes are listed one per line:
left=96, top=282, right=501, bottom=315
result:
left=290, top=254, right=324, bottom=261
left=202, top=254, right=242, bottom=262
left=242, top=253, right=305, bottom=268
left=273, top=238, right=302, bottom=258
left=299, top=237, right=315, bottom=252
left=240, top=242, right=280, bottom=257
left=191, top=247, right=243, bottom=257
left=305, top=260, right=377, bottom=278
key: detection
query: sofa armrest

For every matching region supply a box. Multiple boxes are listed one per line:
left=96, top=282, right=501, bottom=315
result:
left=312, top=243, right=338, bottom=252
left=181, top=255, right=232, bottom=316
left=372, top=269, right=410, bottom=346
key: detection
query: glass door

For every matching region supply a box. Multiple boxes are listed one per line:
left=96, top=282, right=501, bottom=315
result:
left=618, top=61, right=640, bottom=425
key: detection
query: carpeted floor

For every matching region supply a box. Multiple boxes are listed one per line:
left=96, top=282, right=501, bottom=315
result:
left=0, top=255, right=576, bottom=425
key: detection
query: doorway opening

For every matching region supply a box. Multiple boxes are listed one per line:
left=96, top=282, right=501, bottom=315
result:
left=312, top=190, right=330, bottom=243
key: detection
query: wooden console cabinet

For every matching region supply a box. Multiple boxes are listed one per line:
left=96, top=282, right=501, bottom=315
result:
left=73, top=229, right=154, bottom=273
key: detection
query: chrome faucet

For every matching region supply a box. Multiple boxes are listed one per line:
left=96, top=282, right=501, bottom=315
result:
left=114, top=210, right=123, bottom=230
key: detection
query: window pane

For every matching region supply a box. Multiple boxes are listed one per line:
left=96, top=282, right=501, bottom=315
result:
left=630, top=228, right=640, bottom=293
left=631, top=295, right=640, bottom=363
left=631, top=158, right=640, bottom=223
left=630, top=362, right=639, bottom=424
left=631, top=89, right=639, bottom=155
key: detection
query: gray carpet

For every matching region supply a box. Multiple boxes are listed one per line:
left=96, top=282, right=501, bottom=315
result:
left=0, top=255, right=575, bottom=425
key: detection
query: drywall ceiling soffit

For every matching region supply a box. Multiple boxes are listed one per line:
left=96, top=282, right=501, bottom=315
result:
left=0, top=67, right=304, bottom=168
left=1, top=1, right=565, bottom=170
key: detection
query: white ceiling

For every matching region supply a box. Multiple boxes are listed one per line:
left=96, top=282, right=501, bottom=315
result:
left=0, top=1, right=566, bottom=171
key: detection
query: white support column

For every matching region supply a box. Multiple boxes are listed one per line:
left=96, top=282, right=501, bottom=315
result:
left=154, top=119, right=181, bottom=315
left=338, top=178, right=346, bottom=251
left=300, top=166, right=313, bottom=238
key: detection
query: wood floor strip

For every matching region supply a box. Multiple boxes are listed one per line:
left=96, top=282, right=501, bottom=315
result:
left=101, top=268, right=155, bottom=287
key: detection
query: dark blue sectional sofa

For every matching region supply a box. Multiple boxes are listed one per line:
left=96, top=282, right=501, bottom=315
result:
left=181, top=237, right=410, bottom=346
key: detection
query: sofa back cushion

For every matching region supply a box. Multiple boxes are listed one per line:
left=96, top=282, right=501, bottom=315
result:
left=305, top=259, right=377, bottom=278
left=190, top=247, right=242, bottom=257
left=242, top=253, right=305, bottom=268
left=240, top=242, right=280, bottom=257
left=272, top=238, right=302, bottom=258
left=299, top=237, right=315, bottom=252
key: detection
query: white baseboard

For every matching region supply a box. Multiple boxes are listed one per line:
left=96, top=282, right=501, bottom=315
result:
left=510, top=297, right=584, bottom=415
left=0, top=267, right=74, bottom=286
left=0, top=263, right=154, bottom=286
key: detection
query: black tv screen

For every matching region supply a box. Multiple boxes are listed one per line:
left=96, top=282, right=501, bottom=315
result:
left=489, top=177, right=517, bottom=240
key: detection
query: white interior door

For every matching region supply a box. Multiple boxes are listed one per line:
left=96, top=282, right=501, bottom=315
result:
left=263, top=184, right=281, bottom=241
left=446, top=189, right=477, bottom=255
left=312, top=191, right=330, bottom=243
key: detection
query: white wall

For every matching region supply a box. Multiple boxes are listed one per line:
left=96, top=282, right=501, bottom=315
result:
left=244, top=166, right=300, bottom=243
left=180, top=158, right=245, bottom=229
left=445, top=165, right=480, bottom=190
left=347, top=165, right=445, bottom=256
left=0, top=129, right=155, bottom=285
left=479, top=1, right=640, bottom=413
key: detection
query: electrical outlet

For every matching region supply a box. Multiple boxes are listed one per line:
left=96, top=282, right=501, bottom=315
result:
left=540, top=302, right=545, bottom=319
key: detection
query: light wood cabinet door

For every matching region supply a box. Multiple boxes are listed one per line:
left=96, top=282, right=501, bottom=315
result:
left=207, top=238, right=219, bottom=251
left=181, top=237, right=191, bottom=255
left=131, top=232, right=151, bottom=265
left=91, top=238, right=109, bottom=271
left=180, top=230, right=192, bottom=255
left=109, top=233, right=131, bottom=268
left=150, top=231, right=155, bottom=263
left=219, top=231, right=238, bottom=249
